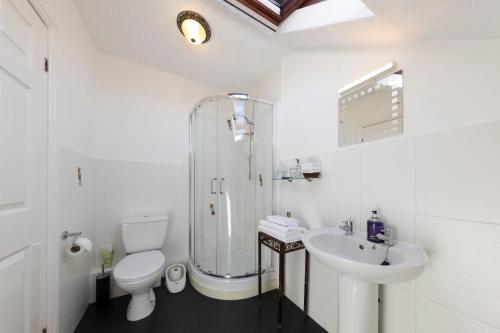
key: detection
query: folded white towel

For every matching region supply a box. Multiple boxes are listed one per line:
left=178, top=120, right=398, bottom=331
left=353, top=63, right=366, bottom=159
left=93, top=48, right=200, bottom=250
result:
left=258, top=225, right=302, bottom=243
left=301, top=168, right=322, bottom=172
left=266, top=215, right=299, bottom=226
left=259, top=220, right=306, bottom=235
left=301, top=162, right=321, bottom=169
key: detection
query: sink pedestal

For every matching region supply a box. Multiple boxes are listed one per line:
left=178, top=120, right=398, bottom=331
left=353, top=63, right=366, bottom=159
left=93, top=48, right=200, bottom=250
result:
left=338, top=274, right=378, bottom=333
left=302, top=227, right=428, bottom=333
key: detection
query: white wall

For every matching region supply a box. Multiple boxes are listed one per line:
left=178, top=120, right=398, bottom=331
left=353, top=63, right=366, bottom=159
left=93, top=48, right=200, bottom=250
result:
left=93, top=52, right=214, bottom=163
left=40, top=1, right=221, bottom=329
left=254, top=39, right=500, bottom=333
left=280, top=39, right=500, bottom=160
left=250, top=65, right=282, bottom=103
left=57, top=147, right=95, bottom=333
left=37, top=0, right=98, bottom=332
left=249, top=65, right=283, bottom=161
left=41, top=0, right=96, bottom=155
left=92, top=53, right=220, bottom=299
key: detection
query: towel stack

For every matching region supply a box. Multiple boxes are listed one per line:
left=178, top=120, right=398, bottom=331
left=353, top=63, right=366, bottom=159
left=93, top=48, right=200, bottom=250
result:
left=301, top=162, right=322, bottom=174
left=258, top=215, right=307, bottom=243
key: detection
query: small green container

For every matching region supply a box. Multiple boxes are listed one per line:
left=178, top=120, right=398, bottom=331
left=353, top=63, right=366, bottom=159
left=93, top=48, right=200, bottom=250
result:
left=101, top=249, right=114, bottom=268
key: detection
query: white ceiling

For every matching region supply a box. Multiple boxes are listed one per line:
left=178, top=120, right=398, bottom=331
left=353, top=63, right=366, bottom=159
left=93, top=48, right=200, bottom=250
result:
left=281, top=0, right=500, bottom=48
left=74, top=0, right=289, bottom=91
left=75, top=0, right=500, bottom=90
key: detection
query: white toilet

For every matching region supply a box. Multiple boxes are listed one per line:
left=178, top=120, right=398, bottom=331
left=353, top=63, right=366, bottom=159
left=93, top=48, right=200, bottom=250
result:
left=113, top=215, right=168, bottom=321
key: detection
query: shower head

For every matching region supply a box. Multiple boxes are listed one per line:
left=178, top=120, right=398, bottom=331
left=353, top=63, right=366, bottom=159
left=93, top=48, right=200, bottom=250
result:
left=232, top=114, right=254, bottom=127
left=230, top=114, right=254, bottom=140
left=229, top=98, right=254, bottom=141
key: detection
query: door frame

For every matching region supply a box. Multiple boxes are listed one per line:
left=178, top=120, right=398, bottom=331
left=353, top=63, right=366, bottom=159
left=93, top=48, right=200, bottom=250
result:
left=26, top=1, right=58, bottom=331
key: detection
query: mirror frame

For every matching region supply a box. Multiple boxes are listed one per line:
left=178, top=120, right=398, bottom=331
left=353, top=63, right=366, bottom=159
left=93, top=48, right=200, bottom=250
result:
left=338, top=63, right=403, bottom=147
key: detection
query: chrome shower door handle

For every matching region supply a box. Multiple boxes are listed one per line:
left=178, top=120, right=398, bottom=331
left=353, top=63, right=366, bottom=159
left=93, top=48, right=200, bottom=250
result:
left=211, top=178, right=217, bottom=194
left=219, top=178, right=225, bottom=194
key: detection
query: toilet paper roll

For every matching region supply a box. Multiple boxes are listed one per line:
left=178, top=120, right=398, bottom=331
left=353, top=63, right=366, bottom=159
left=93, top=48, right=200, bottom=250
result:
left=75, top=237, right=93, bottom=253
left=65, top=243, right=84, bottom=257
left=169, top=266, right=182, bottom=281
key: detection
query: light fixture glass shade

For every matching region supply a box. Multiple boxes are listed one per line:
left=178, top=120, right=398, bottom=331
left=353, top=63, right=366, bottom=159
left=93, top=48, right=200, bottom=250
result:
left=177, top=11, right=211, bottom=45
left=181, top=19, right=206, bottom=45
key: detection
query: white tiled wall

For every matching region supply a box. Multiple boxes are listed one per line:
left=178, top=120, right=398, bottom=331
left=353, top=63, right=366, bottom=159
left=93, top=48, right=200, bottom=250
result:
left=277, top=121, right=500, bottom=333
left=415, top=297, right=499, bottom=333
left=415, top=122, right=500, bottom=224
left=87, top=51, right=219, bottom=302
left=58, top=146, right=95, bottom=333
left=248, top=38, right=500, bottom=333
left=280, top=40, right=500, bottom=161
left=91, top=158, right=188, bottom=299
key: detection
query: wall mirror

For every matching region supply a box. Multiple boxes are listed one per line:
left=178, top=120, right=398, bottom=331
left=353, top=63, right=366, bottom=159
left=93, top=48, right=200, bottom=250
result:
left=338, top=63, right=403, bottom=147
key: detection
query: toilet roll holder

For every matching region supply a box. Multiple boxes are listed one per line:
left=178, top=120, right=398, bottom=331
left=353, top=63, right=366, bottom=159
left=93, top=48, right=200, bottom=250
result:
left=61, top=230, right=82, bottom=246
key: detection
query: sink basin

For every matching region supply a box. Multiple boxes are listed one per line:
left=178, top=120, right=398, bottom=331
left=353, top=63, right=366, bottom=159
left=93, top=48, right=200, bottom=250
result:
left=302, top=226, right=428, bottom=333
left=302, top=227, right=428, bottom=284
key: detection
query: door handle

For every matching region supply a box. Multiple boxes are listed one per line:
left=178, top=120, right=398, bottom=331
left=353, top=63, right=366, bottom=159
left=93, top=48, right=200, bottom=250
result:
left=209, top=204, right=215, bottom=216
left=211, top=178, right=217, bottom=194
left=219, top=178, right=225, bottom=194
left=259, top=174, right=263, bottom=187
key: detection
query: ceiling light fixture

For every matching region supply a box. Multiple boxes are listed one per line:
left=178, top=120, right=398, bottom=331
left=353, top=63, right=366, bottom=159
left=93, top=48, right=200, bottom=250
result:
left=177, top=11, right=211, bottom=45
left=228, top=93, right=249, bottom=99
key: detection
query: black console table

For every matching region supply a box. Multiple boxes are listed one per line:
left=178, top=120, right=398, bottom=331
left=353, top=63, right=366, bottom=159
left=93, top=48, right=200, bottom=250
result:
left=258, top=231, right=310, bottom=332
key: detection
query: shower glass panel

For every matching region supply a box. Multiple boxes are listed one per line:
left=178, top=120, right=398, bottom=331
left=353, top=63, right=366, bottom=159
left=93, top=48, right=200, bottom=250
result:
left=190, top=96, right=273, bottom=279
left=191, top=97, right=218, bottom=275
left=218, top=98, right=256, bottom=277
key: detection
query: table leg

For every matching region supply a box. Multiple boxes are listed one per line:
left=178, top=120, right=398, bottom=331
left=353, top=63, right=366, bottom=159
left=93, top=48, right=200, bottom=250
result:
left=304, top=250, right=310, bottom=319
left=277, top=250, right=285, bottom=332
left=258, top=234, right=262, bottom=309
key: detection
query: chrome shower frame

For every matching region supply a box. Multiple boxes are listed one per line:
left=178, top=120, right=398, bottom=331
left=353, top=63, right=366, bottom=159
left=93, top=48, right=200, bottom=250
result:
left=188, top=94, right=277, bottom=280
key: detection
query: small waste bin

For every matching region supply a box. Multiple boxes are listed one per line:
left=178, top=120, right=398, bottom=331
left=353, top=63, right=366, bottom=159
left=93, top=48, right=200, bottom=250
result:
left=165, top=263, right=186, bottom=293
left=96, top=265, right=110, bottom=308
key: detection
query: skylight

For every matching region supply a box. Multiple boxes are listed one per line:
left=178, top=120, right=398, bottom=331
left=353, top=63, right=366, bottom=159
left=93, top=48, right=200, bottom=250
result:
left=279, top=0, right=374, bottom=33
left=256, top=0, right=280, bottom=14
left=222, top=0, right=372, bottom=33
left=223, top=0, right=324, bottom=31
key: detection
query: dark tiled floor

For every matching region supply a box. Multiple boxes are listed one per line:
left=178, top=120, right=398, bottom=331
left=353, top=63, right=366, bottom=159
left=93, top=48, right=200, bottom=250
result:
left=75, top=280, right=327, bottom=333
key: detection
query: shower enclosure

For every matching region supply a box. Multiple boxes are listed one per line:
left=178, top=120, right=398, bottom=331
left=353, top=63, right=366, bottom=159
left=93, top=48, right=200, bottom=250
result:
left=189, top=95, right=274, bottom=297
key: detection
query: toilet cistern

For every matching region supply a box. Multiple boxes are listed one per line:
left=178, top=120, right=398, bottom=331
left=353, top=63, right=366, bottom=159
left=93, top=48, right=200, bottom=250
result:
left=113, top=215, right=168, bottom=321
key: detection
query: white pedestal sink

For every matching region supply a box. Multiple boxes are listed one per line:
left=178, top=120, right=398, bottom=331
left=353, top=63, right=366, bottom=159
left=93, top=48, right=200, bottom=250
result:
left=302, top=227, right=428, bottom=333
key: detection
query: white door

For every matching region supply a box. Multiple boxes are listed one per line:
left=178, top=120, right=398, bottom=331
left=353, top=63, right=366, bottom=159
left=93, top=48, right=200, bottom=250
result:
left=0, top=0, right=48, bottom=332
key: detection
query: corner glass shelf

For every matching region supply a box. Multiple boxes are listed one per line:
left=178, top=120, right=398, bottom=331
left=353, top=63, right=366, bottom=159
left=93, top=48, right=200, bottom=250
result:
left=273, top=176, right=321, bottom=183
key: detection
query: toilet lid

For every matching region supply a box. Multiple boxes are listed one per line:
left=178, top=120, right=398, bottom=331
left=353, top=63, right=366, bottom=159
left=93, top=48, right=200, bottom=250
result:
left=114, top=250, right=165, bottom=282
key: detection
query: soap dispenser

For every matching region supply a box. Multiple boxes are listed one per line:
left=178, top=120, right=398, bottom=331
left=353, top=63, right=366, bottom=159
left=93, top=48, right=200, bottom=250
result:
left=367, top=210, right=384, bottom=243
left=289, top=158, right=301, bottom=178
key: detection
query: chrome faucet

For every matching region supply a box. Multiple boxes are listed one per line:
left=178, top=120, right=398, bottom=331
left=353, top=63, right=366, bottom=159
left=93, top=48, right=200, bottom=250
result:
left=376, top=226, right=394, bottom=246
left=339, top=220, right=353, bottom=235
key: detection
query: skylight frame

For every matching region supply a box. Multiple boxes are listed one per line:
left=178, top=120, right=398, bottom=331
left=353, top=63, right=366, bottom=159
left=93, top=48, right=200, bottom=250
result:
left=256, top=0, right=281, bottom=14
left=231, top=0, right=320, bottom=26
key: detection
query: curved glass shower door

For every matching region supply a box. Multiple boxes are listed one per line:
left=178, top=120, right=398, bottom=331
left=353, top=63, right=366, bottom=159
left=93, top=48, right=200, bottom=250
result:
left=217, top=98, right=256, bottom=277
left=190, top=96, right=273, bottom=279
left=191, top=97, right=218, bottom=275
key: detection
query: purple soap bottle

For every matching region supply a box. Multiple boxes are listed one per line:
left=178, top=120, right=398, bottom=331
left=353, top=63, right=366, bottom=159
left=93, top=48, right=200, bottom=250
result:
left=367, top=210, right=384, bottom=243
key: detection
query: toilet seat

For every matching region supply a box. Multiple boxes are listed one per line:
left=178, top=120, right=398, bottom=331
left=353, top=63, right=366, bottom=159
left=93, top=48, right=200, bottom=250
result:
left=114, top=250, right=165, bottom=282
